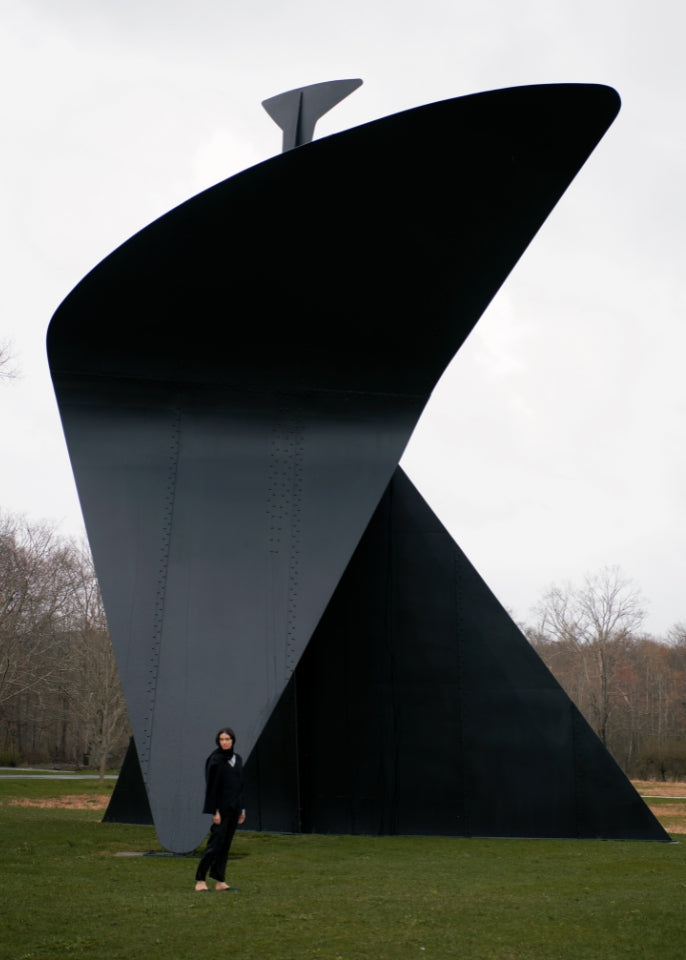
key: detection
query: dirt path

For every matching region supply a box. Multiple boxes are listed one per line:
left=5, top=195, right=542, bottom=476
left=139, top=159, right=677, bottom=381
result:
left=633, top=780, right=686, bottom=797
left=6, top=795, right=110, bottom=810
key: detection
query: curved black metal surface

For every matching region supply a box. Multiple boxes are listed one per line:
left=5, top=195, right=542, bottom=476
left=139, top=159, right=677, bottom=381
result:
left=48, top=84, right=623, bottom=852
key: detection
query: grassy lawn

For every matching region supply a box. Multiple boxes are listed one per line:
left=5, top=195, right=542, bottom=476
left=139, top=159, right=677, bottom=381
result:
left=1, top=778, right=684, bottom=960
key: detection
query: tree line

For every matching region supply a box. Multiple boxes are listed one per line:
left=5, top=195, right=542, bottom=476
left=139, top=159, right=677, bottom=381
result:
left=0, top=512, right=129, bottom=776
left=2, top=506, right=684, bottom=782
left=525, top=567, right=686, bottom=781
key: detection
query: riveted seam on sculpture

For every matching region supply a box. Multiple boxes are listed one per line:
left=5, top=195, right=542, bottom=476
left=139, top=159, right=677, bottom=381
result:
left=140, top=406, right=182, bottom=777
left=286, top=410, right=304, bottom=675
left=266, top=402, right=304, bottom=675
left=454, top=547, right=468, bottom=836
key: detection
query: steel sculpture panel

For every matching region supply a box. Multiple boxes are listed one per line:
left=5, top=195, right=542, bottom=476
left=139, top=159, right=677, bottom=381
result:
left=244, top=467, right=669, bottom=841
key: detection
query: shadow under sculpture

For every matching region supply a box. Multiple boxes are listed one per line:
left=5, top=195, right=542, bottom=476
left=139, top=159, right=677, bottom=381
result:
left=47, top=82, right=667, bottom=852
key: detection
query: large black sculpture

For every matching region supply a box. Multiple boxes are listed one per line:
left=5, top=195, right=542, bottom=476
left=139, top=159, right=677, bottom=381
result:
left=47, top=81, right=668, bottom=851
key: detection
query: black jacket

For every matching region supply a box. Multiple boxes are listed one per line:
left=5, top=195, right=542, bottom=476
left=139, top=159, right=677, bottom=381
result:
left=202, top=748, right=245, bottom=815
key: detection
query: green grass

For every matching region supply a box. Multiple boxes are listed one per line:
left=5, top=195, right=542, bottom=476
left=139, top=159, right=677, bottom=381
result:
left=1, top=779, right=684, bottom=960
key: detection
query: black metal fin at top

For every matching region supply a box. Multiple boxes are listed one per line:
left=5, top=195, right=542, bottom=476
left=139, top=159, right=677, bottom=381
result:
left=262, top=78, right=363, bottom=152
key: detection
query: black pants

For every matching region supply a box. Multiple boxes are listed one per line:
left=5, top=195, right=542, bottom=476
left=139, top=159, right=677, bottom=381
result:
left=195, top=807, right=240, bottom=883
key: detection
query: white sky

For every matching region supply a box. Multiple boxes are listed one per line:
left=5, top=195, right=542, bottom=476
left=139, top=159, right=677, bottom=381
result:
left=1, top=0, right=685, bottom=636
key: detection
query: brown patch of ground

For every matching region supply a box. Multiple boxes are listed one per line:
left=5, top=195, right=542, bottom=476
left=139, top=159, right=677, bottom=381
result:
left=7, top=795, right=110, bottom=810
left=648, top=801, right=686, bottom=814
left=647, top=802, right=686, bottom=835
left=632, top=780, right=686, bottom=797
left=651, top=820, right=686, bottom=834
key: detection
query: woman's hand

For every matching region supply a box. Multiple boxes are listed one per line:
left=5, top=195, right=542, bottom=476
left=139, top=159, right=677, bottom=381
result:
left=212, top=811, right=221, bottom=825
left=238, top=810, right=246, bottom=825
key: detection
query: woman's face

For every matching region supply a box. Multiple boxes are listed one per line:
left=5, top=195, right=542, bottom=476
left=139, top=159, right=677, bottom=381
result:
left=218, top=732, right=234, bottom=750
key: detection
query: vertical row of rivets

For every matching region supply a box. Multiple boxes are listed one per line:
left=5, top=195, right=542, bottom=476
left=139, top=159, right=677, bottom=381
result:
left=454, top=546, right=468, bottom=835
left=266, top=400, right=304, bottom=674
left=266, top=417, right=287, bottom=556
left=285, top=411, right=304, bottom=675
left=139, top=406, right=181, bottom=778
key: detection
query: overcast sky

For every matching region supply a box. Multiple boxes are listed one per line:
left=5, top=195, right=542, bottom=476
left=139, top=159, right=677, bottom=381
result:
left=1, top=0, right=685, bottom=636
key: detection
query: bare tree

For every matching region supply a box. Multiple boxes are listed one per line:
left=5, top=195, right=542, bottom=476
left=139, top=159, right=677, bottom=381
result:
left=534, top=566, right=645, bottom=747
left=0, top=514, right=75, bottom=715
left=0, top=340, right=18, bottom=382
left=0, top=514, right=129, bottom=771
left=65, top=544, right=129, bottom=781
left=666, top=623, right=686, bottom=647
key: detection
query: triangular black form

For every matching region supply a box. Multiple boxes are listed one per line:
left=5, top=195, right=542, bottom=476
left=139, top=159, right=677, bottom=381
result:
left=102, top=737, right=153, bottom=826
left=244, top=467, right=669, bottom=841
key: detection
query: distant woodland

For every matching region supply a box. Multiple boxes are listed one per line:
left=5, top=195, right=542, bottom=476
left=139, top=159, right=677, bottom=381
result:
left=525, top=567, right=686, bottom=780
left=1, top=511, right=684, bottom=780
left=0, top=512, right=129, bottom=775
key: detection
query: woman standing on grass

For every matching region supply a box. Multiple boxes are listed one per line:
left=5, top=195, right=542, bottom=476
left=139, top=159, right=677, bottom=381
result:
left=194, top=727, right=246, bottom=891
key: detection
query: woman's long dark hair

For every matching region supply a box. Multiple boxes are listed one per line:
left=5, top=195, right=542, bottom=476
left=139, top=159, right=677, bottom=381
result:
left=215, top=727, right=236, bottom=746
